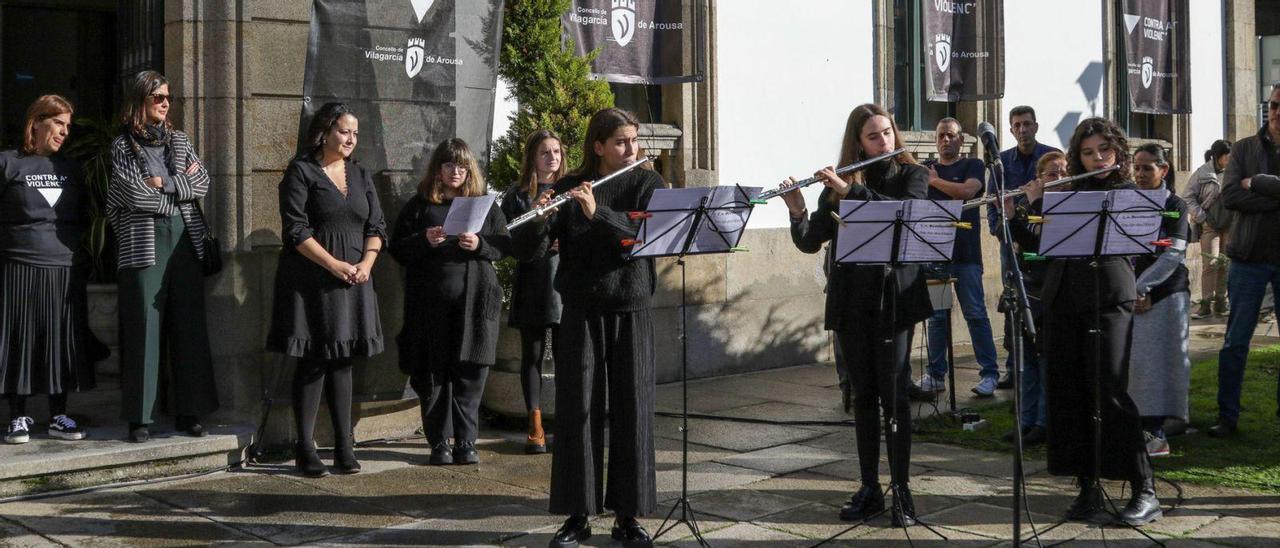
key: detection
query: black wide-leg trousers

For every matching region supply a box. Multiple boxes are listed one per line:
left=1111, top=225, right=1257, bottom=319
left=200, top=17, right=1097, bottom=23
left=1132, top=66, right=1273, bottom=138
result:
left=548, top=305, right=656, bottom=518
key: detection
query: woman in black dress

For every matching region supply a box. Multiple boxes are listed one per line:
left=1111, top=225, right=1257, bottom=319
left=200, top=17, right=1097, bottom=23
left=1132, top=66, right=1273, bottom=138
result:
left=1, top=95, right=91, bottom=444
left=391, top=138, right=510, bottom=466
left=1019, top=117, right=1160, bottom=525
left=778, top=103, right=931, bottom=527
left=515, top=108, right=664, bottom=547
left=268, top=102, right=386, bottom=477
left=499, top=129, right=565, bottom=454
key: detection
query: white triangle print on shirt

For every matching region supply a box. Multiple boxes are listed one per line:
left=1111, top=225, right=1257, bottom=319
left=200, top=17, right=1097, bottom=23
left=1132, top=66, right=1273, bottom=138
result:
left=37, top=188, right=63, bottom=207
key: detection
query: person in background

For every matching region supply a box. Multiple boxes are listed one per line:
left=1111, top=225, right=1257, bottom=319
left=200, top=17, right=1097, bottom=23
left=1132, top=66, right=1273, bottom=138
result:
left=499, top=129, right=565, bottom=454
left=1, top=95, right=92, bottom=444
left=1183, top=139, right=1233, bottom=319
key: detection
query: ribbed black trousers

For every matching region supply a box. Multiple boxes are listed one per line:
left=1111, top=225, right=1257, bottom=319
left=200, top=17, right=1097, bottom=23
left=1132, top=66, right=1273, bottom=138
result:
left=548, top=305, right=656, bottom=518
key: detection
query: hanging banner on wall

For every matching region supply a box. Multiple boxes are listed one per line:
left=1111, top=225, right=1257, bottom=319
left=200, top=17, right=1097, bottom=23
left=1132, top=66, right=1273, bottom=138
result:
left=562, top=0, right=702, bottom=84
left=922, top=0, right=1005, bottom=101
left=299, top=0, right=505, bottom=174
left=1122, top=0, right=1191, bottom=114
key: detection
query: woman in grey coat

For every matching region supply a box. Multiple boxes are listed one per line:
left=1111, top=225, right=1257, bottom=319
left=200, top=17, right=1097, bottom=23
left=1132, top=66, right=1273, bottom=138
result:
left=1181, top=140, right=1232, bottom=318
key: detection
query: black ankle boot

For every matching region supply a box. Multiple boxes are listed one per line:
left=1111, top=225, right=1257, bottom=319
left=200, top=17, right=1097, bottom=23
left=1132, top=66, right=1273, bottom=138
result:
left=1120, top=476, right=1162, bottom=526
left=175, top=415, right=207, bottom=437
left=127, top=422, right=150, bottom=443
left=839, top=483, right=885, bottom=521
left=1066, top=477, right=1102, bottom=521
left=891, top=487, right=917, bottom=527
left=550, top=514, right=591, bottom=547
left=334, top=434, right=361, bottom=474
left=611, top=515, right=652, bottom=546
left=295, top=442, right=329, bottom=478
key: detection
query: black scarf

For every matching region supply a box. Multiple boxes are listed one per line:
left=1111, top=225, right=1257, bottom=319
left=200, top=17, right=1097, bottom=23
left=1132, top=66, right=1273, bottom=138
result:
left=127, top=123, right=175, bottom=180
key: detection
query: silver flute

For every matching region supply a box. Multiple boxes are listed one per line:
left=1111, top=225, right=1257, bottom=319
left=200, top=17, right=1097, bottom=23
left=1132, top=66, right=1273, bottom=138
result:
left=756, top=148, right=907, bottom=201
left=505, top=156, right=654, bottom=231
left=960, top=165, right=1122, bottom=211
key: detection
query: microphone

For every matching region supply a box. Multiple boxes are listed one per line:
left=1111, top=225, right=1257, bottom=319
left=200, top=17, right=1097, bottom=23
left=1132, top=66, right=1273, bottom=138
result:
left=977, top=121, right=1001, bottom=167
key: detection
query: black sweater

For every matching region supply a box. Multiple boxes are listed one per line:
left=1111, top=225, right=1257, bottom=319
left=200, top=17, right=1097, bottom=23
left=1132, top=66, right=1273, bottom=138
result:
left=0, top=150, right=85, bottom=266
left=790, top=160, right=934, bottom=331
left=512, top=168, right=665, bottom=312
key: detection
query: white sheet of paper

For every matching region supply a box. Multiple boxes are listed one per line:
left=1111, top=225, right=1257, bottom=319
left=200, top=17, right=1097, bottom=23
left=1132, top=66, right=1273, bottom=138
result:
left=834, top=201, right=900, bottom=263
left=692, top=186, right=760, bottom=252
left=442, top=194, right=497, bottom=235
left=1039, top=189, right=1167, bottom=257
left=899, top=200, right=961, bottom=262
left=632, top=186, right=761, bottom=257
left=1039, top=191, right=1106, bottom=257
left=1104, top=189, right=1168, bottom=255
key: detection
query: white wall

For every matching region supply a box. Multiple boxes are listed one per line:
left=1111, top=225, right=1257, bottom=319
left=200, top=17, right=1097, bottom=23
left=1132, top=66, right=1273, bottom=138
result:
left=492, top=77, right=517, bottom=142
left=1001, top=2, right=1106, bottom=152
left=716, top=0, right=875, bottom=229
left=1189, top=0, right=1226, bottom=166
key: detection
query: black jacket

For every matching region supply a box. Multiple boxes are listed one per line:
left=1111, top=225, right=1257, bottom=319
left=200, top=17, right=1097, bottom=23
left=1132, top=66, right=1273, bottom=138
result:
left=389, top=194, right=511, bottom=369
left=1222, top=123, right=1280, bottom=265
left=790, top=160, right=933, bottom=331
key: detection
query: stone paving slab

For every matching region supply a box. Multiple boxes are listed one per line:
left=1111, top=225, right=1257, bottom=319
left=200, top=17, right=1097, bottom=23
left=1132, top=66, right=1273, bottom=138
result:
left=1185, top=515, right=1280, bottom=548
left=714, top=443, right=845, bottom=475
left=315, top=502, right=560, bottom=546
left=0, top=489, right=264, bottom=546
left=656, top=461, right=772, bottom=501
left=653, top=416, right=825, bottom=453
left=737, top=363, right=843, bottom=389
left=685, top=488, right=810, bottom=522
left=0, top=517, right=62, bottom=548
left=668, top=522, right=811, bottom=547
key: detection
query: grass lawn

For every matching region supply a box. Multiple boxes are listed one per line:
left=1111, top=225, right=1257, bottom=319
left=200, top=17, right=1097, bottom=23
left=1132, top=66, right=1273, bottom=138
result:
left=915, top=344, right=1280, bottom=493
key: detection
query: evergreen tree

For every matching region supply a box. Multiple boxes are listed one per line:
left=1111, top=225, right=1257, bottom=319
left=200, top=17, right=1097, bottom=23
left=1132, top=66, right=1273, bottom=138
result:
left=489, top=0, right=614, bottom=190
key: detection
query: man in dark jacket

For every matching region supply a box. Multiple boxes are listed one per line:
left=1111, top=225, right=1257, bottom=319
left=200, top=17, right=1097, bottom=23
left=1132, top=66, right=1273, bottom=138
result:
left=1211, top=82, right=1280, bottom=437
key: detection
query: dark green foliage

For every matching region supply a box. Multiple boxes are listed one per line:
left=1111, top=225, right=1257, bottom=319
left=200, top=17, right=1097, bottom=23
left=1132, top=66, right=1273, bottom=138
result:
left=62, top=118, right=118, bottom=283
left=489, top=0, right=614, bottom=191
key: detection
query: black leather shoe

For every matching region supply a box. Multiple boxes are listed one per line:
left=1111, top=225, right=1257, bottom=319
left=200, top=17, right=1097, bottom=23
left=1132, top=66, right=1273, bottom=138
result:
left=175, top=415, right=207, bottom=437
left=838, top=483, right=885, bottom=521
left=1207, top=420, right=1238, bottom=438
left=1120, top=477, right=1162, bottom=526
left=840, top=383, right=853, bottom=414
left=996, top=372, right=1015, bottom=389
left=549, top=515, right=591, bottom=547
left=891, top=487, right=917, bottom=527
left=334, top=435, right=361, bottom=474
left=295, top=442, right=329, bottom=478
left=610, top=515, right=652, bottom=547
left=1066, top=478, right=1103, bottom=521
left=429, top=441, right=453, bottom=465
left=1022, top=425, right=1047, bottom=446
left=127, top=423, right=150, bottom=443
left=452, top=440, right=479, bottom=465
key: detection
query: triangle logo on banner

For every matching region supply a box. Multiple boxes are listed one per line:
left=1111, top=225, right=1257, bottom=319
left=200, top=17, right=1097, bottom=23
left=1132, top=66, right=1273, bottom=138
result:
left=37, top=188, right=62, bottom=207
left=410, top=0, right=434, bottom=23
left=1124, top=13, right=1142, bottom=34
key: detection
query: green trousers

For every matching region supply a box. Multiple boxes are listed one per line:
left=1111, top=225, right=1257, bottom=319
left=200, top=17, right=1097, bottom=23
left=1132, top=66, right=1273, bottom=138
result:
left=118, top=215, right=218, bottom=424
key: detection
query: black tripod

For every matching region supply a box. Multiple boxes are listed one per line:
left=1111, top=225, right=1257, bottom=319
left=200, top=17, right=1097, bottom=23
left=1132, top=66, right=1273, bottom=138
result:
left=818, top=208, right=949, bottom=547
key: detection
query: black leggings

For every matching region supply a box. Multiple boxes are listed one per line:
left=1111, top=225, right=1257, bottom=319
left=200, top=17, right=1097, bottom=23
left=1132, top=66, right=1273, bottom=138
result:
left=7, top=393, right=67, bottom=419
left=292, top=358, right=353, bottom=447
left=838, top=324, right=915, bottom=489
left=519, top=326, right=558, bottom=412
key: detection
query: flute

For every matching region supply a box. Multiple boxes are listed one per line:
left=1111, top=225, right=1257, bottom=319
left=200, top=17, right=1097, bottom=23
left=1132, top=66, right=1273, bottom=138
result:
left=960, top=165, right=1123, bottom=211
left=505, top=156, right=654, bottom=231
left=756, top=148, right=907, bottom=201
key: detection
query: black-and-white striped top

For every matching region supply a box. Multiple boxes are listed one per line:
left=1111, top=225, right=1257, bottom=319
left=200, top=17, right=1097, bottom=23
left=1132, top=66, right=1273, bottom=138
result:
left=105, top=130, right=210, bottom=270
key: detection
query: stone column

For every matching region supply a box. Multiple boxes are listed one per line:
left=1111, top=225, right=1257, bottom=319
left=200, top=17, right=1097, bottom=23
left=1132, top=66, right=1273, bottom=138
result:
left=1225, top=0, right=1259, bottom=141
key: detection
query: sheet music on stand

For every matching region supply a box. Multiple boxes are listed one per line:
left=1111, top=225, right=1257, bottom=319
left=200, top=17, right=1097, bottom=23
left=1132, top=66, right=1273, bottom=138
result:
left=833, top=199, right=962, bottom=264
left=1038, top=189, right=1168, bottom=257
left=631, top=185, right=761, bottom=258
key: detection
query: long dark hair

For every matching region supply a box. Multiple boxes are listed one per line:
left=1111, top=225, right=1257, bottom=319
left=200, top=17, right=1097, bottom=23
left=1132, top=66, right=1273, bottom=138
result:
left=518, top=129, right=565, bottom=201
left=300, top=102, right=354, bottom=160
left=1204, top=139, right=1232, bottom=164
left=1134, top=142, right=1174, bottom=193
left=1066, top=117, right=1129, bottom=187
left=419, top=138, right=486, bottom=204
left=837, top=104, right=916, bottom=185
left=574, top=108, right=645, bottom=177
left=119, top=70, right=170, bottom=136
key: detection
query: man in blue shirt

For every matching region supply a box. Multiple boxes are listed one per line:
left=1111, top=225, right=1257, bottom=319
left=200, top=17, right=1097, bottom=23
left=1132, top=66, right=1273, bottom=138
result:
left=990, top=106, right=1059, bottom=389
left=915, top=118, right=1001, bottom=396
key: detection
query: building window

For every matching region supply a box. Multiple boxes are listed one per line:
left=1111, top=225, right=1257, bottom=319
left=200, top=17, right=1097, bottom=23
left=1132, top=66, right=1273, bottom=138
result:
left=609, top=83, right=663, bottom=123
left=892, top=0, right=953, bottom=131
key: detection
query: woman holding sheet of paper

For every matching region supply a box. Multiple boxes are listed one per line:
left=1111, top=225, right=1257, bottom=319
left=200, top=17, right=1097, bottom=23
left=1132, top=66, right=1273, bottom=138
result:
left=390, top=138, right=510, bottom=467
left=1019, top=117, right=1160, bottom=526
left=268, top=102, right=387, bottom=477
left=777, top=103, right=931, bottom=528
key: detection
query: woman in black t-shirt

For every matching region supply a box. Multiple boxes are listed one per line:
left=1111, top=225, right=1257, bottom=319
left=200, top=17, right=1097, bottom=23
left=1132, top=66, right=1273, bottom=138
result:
left=1, top=95, right=92, bottom=444
left=498, top=129, right=565, bottom=454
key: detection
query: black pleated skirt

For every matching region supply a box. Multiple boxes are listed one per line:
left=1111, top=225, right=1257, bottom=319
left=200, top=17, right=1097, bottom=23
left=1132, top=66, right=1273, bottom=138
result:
left=0, top=261, right=94, bottom=395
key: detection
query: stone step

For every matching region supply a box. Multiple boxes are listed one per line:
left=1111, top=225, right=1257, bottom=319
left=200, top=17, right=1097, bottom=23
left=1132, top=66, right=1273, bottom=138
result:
left=0, top=422, right=253, bottom=498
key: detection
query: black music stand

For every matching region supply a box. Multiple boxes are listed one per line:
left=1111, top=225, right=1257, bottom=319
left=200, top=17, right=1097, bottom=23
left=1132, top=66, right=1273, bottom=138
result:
left=632, top=184, right=760, bottom=547
left=816, top=198, right=960, bottom=547
left=1037, top=187, right=1170, bottom=547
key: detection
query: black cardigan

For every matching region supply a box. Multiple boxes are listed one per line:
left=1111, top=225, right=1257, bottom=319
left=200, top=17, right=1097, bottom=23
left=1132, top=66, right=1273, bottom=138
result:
left=790, top=160, right=933, bottom=331
left=389, top=194, right=511, bottom=369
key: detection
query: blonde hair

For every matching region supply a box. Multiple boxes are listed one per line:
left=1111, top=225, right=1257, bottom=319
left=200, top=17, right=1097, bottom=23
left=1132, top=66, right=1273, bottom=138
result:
left=419, top=138, right=486, bottom=204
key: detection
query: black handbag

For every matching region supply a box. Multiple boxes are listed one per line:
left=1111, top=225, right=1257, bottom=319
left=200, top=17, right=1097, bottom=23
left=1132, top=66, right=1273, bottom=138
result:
left=194, top=201, right=222, bottom=276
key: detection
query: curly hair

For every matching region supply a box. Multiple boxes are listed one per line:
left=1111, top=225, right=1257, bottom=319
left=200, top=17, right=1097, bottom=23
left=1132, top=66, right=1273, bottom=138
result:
left=1066, top=117, right=1129, bottom=186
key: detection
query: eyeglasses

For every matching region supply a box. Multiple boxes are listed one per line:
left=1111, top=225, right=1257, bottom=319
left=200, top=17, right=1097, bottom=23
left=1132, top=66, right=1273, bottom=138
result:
left=1269, top=101, right=1280, bottom=112
left=150, top=93, right=170, bottom=105
left=443, top=162, right=468, bottom=173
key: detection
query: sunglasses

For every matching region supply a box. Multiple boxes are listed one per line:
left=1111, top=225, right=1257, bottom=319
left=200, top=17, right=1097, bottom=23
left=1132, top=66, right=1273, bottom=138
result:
left=150, top=93, right=170, bottom=105
left=1269, top=101, right=1280, bottom=112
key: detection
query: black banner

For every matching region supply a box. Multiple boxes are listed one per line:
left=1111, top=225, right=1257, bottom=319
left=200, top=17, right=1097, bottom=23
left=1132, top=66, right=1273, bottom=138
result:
left=562, top=0, right=701, bottom=85
left=1122, top=0, right=1190, bottom=114
left=923, top=0, right=1005, bottom=102
left=299, top=0, right=504, bottom=174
